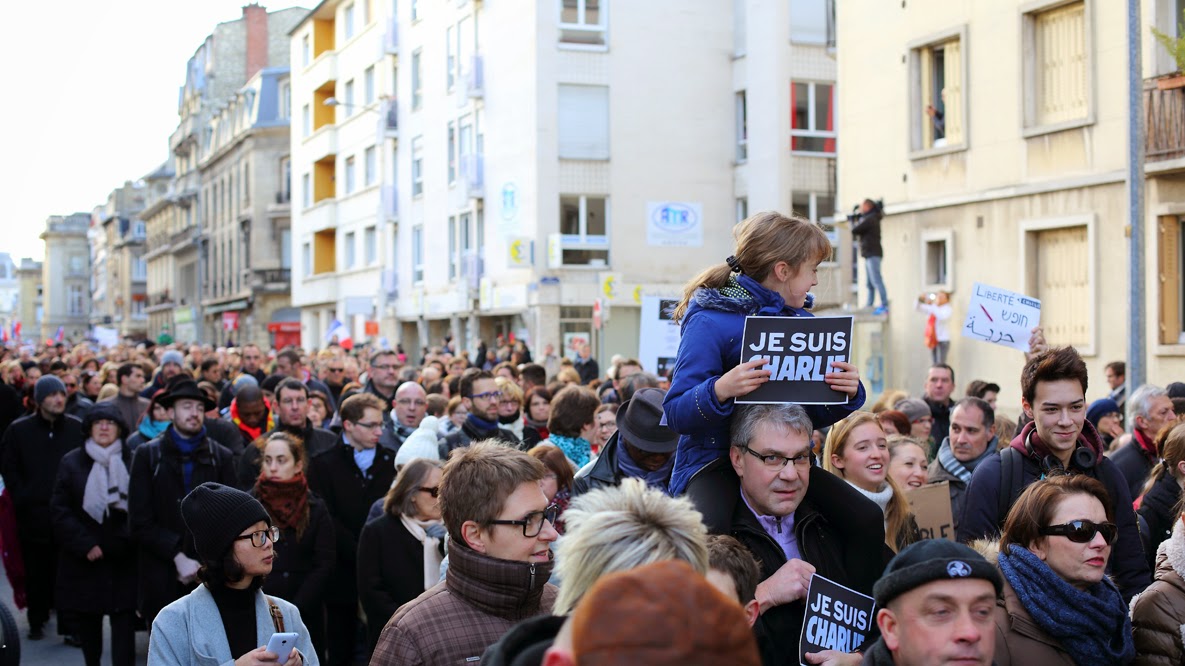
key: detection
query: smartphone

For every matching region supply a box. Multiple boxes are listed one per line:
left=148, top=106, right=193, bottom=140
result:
left=266, top=632, right=299, bottom=656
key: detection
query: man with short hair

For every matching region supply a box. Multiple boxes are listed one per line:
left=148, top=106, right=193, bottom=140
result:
left=706, top=534, right=762, bottom=628
left=102, top=362, right=151, bottom=431
left=1105, top=360, right=1127, bottom=410
left=393, top=381, right=429, bottom=443
left=141, top=349, right=185, bottom=398
left=442, top=369, right=522, bottom=454
left=688, top=404, right=887, bottom=664
left=239, top=344, right=266, bottom=382
left=372, top=441, right=559, bottom=665
left=957, top=346, right=1150, bottom=601
left=227, top=384, right=271, bottom=453
left=520, top=363, right=547, bottom=393
left=574, top=344, right=599, bottom=386
left=861, top=540, right=1001, bottom=665
left=620, top=371, right=661, bottom=403
left=275, top=349, right=334, bottom=406
left=199, top=358, right=227, bottom=392
left=236, top=378, right=337, bottom=488
left=1113, top=384, right=1175, bottom=499
left=1, top=376, right=85, bottom=640
left=360, top=349, right=403, bottom=450
left=573, top=388, right=678, bottom=495
left=928, top=397, right=997, bottom=532
left=62, top=371, right=93, bottom=419
left=310, top=393, right=398, bottom=666
left=924, top=364, right=957, bottom=448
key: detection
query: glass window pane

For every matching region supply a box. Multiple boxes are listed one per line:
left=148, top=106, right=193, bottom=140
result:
left=814, top=84, right=833, bottom=133
left=561, top=0, right=579, bottom=24
left=792, top=83, right=810, bottom=130
left=585, top=197, right=606, bottom=235
left=560, top=196, right=581, bottom=235
left=585, top=0, right=600, bottom=25
left=792, top=136, right=828, bottom=152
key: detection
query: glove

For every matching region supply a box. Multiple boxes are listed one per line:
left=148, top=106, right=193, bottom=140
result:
left=425, top=523, right=447, bottom=540
left=174, top=552, right=200, bottom=584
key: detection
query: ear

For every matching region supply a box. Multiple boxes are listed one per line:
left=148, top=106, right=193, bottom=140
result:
left=1021, top=398, right=1033, bottom=421
left=743, top=599, right=760, bottom=628
left=1029, top=538, right=1048, bottom=562
left=877, top=608, right=899, bottom=651
left=1176, top=459, right=1185, bottom=479
left=461, top=520, right=488, bottom=553
left=830, top=453, right=845, bottom=471
left=729, top=446, right=745, bottom=477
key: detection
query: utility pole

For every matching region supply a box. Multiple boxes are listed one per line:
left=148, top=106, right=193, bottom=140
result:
left=1126, top=0, right=1146, bottom=401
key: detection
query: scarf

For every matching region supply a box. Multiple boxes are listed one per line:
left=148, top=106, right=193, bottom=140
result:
left=617, top=443, right=674, bottom=492
left=139, top=417, right=170, bottom=440
left=1133, top=428, right=1158, bottom=463
left=997, top=544, right=1135, bottom=665
left=230, top=398, right=274, bottom=441
left=936, top=436, right=997, bottom=484
left=401, top=515, right=444, bottom=591
left=499, top=410, right=521, bottom=426
left=256, top=474, right=310, bottom=538
left=466, top=413, right=501, bottom=433
left=354, top=446, right=376, bottom=475
left=550, top=434, right=591, bottom=468
left=82, top=438, right=129, bottom=524
left=169, top=425, right=207, bottom=492
left=524, top=415, right=549, bottom=440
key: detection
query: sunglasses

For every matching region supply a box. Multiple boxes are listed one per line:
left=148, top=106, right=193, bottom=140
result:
left=1038, top=519, right=1118, bottom=545
left=419, top=486, right=439, bottom=498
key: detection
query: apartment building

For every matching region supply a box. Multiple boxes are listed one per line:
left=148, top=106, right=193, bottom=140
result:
left=0, top=254, right=18, bottom=336
left=16, top=259, right=42, bottom=342
left=89, top=182, right=149, bottom=340
left=40, top=214, right=91, bottom=342
left=837, top=0, right=1185, bottom=406
left=290, top=0, right=845, bottom=360
left=142, top=160, right=178, bottom=341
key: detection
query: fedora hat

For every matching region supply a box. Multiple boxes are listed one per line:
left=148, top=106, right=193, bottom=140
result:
left=160, top=378, right=216, bottom=411
left=616, top=388, right=678, bottom=453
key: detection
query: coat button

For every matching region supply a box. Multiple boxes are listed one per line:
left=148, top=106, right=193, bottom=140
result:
left=283, top=572, right=289, bottom=578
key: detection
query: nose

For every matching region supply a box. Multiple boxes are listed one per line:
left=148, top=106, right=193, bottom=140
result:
left=951, top=609, right=983, bottom=644
left=1057, top=408, right=1074, bottom=426
left=539, top=520, right=560, bottom=543
left=1088, top=531, right=1109, bottom=550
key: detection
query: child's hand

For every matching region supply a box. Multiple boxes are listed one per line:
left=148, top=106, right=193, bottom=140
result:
left=715, top=358, right=772, bottom=402
left=824, top=361, right=860, bottom=398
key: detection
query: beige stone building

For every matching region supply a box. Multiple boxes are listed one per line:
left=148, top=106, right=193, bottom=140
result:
left=836, top=0, right=1185, bottom=409
left=90, top=182, right=149, bottom=340
left=40, top=214, right=91, bottom=343
left=142, top=161, right=178, bottom=342
left=16, top=259, right=42, bottom=342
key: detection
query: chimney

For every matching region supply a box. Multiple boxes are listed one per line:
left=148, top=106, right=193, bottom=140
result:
left=244, top=4, right=268, bottom=80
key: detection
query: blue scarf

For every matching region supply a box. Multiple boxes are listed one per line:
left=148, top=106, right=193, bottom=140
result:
left=936, top=436, right=997, bottom=484
left=616, top=443, right=674, bottom=492
left=997, top=545, right=1135, bottom=665
left=139, top=417, right=170, bottom=440
left=168, top=425, right=207, bottom=493
left=550, top=434, right=591, bottom=468
left=466, top=413, right=501, bottom=434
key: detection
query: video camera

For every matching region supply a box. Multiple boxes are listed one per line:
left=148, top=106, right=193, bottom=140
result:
left=846, top=198, right=884, bottom=222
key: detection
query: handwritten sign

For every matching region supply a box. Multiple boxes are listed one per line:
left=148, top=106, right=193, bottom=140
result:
left=799, top=574, right=876, bottom=664
left=962, top=282, right=1041, bottom=352
left=737, top=316, right=853, bottom=405
left=908, top=481, right=956, bottom=542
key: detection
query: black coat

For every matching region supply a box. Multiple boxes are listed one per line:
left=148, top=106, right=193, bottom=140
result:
left=688, top=460, right=889, bottom=666
left=571, top=432, right=626, bottom=497
left=307, top=439, right=397, bottom=603
left=850, top=208, right=883, bottom=258
left=575, top=357, right=599, bottom=385
left=237, top=421, right=338, bottom=490
left=1, top=412, right=84, bottom=542
left=204, top=416, right=247, bottom=465
left=1111, top=440, right=1155, bottom=502
left=1138, top=470, right=1181, bottom=570
left=257, top=492, right=336, bottom=614
left=50, top=446, right=138, bottom=614
left=127, top=428, right=236, bottom=623
left=357, top=513, right=444, bottom=644
left=0, top=381, right=23, bottom=440
left=440, top=418, right=521, bottom=458
left=925, top=397, right=954, bottom=454
left=65, top=393, right=93, bottom=420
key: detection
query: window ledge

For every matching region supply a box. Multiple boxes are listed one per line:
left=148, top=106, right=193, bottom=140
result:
left=909, top=143, right=969, bottom=161
left=557, top=43, right=609, bottom=53
left=1155, top=343, right=1185, bottom=357
left=1021, top=116, right=1094, bottom=139
left=792, top=151, right=837, bottom=158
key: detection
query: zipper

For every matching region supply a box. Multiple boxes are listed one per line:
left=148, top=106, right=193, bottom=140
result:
left=529, top=562, right=537, bottom=590
left=775, top=515, right=782, bottom=534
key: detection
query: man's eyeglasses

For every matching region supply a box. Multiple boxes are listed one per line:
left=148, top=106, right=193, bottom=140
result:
left=740, top=445, right=813, bottom=470
left=470, top=390, right=503, bottom=401
left=488, top=504, right=559, bottom=538
left=1039, top=520, right=1118, bottom=545
left=327, top=367, right=345, bottom=373
left=353, top=421, right=385, bottom=431
left=397, top=399, right=428, bottom=407
left=234, top=526, right=282, bottom=548
left=371, top=364, right=399, bottom=372
left=419, top=486, right=439, bottom=498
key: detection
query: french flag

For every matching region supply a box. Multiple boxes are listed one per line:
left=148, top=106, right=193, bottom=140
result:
left=325, top=319, right=353, bottom=350
left=54, top=326, right=64, bottom=343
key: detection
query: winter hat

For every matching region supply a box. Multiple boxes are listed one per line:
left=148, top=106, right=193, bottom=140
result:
left=873, top=539, right=1003, bottom=609
left=1086, top=398, right=1121, bottom=429
left=181, top=482, right=271, bottom=562
left=895, top=398, right=931, bottom=424
left=260, top=374, right=285, bottom=394
left=395, top=415, right=444, bottom=466
left=571, top=560, right=760, bottom=666
left=1167, top=382, right=1185, bottom=399
left=233, top=373, right=259, bottom=390
left=81, top=402, right=130, bottom=441
left=161, top=350, right=185, bottom=368
left=34, top=375, right=67, bottom=404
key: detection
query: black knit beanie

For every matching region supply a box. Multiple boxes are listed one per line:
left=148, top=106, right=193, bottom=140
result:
left=181, top=482, right=271, bottom=563
left=872, top=540, right=1003, bottom=608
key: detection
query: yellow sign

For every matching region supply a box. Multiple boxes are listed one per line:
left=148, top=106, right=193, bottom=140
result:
left=633, top=285, right=643, bottom=305
left=599, top=272, right=622, bottom=301
left=508, top=238, right=531, bottom=267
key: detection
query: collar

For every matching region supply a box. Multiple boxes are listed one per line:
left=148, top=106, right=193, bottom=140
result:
left=1133, top=428, right=1159, bottom=462
left=445, top=542, right=554, bottom=621
left=182, top=585, right=279, bottom=664
left=467, top=413, right=501, bottom=433
left=739, top=488, right=795, bottom=539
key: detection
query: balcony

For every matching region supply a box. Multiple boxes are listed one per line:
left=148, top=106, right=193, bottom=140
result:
left=465, top=54, right=485, bottom=99
left=461, top=153, right=484, bottom=199
left=304, top=126, right=337, bottom=161
left=145, top=291, right=174, bottom=313
left=170, top=226, right=197, bottom=252
left=305, top=51, right=337, bottom=92
left=1147, top=80, right=1185, bottom=163
left=381, top=100, right=398, bottom=136
left=382, top=16, right=398, bottom=55
left=380, top=183, right=398, bottom=221
left=250, top=268, right=291, bottom=293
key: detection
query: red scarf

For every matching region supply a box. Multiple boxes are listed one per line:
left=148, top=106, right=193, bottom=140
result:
left=255, top=473, right=310, bottom=537
left=231, top=398, right=274, bottom=441
left=1133, top=428, right=1159, bottom=463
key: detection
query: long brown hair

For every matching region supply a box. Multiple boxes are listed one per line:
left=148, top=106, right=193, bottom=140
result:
left=671, top=211, right=831, bottom=322
left=253, top=431, right=311, bottom=539
left=1140, top=420, right=1185, bottom=500
left=823, top=413, right=915, bottom=552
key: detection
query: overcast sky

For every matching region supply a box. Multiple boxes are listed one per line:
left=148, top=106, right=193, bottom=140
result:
left=0, top=1, right=308, bottom=262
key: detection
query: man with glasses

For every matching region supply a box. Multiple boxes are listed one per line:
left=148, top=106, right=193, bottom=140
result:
left=275, top=349, right=335, bottom=411
left=62, top=371, right=93, bottom=419
left=392, top=381, right=429, bottom=447
left=361, top=349, right=404, bottom=451
left=687, top=403, right=888, bottom=665
left=442, top=369, right=522, bottom=456
left=371, top=441, right=558, bottom=665
left=309, top=393, right=397, bottom=666
left=235, top=378, right=337, bottom=488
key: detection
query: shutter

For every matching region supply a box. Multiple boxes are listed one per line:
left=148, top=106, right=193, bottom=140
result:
left=921, top=46, right=934, bottom=148
left=558, top=85, right=610, bottom=159
left=1036, top=226, right=1090, bottom=347
left=943, top=39, right=963, bottom=144
left=1036, top=2, right=1088, bottom=125
left=1160, top=216, right=1181, bottom=344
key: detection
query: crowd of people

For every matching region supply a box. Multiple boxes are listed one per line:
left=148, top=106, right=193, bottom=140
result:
left=0, top=211, right=1181, bottom=665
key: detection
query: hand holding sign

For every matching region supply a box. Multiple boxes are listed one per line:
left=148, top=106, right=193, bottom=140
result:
left=799, top=575, right=877, bottom=664
left=715, top=357, right=774, bottom=403
left=962, top=282, right=1041, bottom=353
left=737, top=316, right=856, bottom=405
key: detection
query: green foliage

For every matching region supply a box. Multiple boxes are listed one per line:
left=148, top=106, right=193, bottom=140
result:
left=1152, top=13, right=1185, bottom=74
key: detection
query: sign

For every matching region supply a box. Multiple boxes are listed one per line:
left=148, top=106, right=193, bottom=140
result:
left=799, top=574, right=876, bottom=664
left=647, top=201, right=704, bottom=247
left=962, top=282, right=1041, bottom=352
left=221, top=312, right=240, bottom=332
left=547, top=234, right=563, bottom=269
left=592, top=299, right=604, bottom=330
left=500, top=183, right=518, bottom=220
left=563, top=332, right=590, bottom=361
left=737, top=316, right=854, bottom=405
left=907, top=481, right=956, bottom=541
left=508, top=237, right=532, bottom=268
left=92, top=326, right=119, bottom=348
left=364, top=320, right=380, bottom=336
left=639, top=296, right=682, bottom=381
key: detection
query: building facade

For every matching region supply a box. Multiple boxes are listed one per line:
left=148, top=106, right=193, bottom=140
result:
left=0, top=254, right=19, bottom=338
left=142, top=161, right=178, bottom=342
left=91, top=182, right=149, bottom=341
left=16, top=259, right=42, bottom=343
left=40, top=214, right=91, bottom=343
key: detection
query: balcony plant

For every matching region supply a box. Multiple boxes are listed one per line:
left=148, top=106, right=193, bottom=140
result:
left=1152, top=13, right=1185, bottom=90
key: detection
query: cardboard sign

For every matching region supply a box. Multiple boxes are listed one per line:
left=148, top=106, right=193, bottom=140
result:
left=908, top=481, right=956, bottom=542
left=799, top=574, right=876, bottom=663
left=962, top=282, right=1041, bottom=352
left=736, top=316, right=853, bottom=405
left=639, top=296, right=682, bottom=381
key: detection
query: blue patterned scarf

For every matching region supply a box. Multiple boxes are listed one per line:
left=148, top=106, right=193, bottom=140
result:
left=997, top=544, right=1135, bottom=665
left=550, top=434, right=591, bottom=469
left=936, top=437, right=996, bottom=484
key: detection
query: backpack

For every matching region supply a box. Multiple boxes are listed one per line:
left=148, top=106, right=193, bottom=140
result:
left=145, top=435, right=228, bottom=480
left=996, top=447, right=1026, bottom=528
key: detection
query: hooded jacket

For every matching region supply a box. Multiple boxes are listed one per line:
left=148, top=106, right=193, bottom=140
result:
left=1139, top=471, right=1182, bottom=571
left=850, top=207, right=883, bottom=258
left=369, top=541, right=557, bottom=666
left=1131, top=520, right=1185, bottom=665
left=957, top=420, right=1150, bottom=601
left=663, top=275, right=866, bottom=496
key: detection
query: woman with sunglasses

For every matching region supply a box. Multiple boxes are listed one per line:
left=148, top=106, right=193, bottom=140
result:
left=150, top=482, right=317, bottom=665
left=989, top=474, right=1135, bottom=665
left=356, top=458, right=445, bottom=654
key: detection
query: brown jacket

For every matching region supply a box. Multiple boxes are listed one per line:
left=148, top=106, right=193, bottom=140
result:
left=370, top=541, right=557, bottom=666
left=1131, top=520, right=1185, bottom=665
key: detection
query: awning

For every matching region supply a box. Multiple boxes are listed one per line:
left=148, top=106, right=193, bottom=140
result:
left=268, top=307, right=301, bottom=333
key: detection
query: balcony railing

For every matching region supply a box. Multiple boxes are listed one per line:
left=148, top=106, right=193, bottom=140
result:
left=383, top=16, right=398, bottom=55
left=256, top=268, right=291, bottom=284
left=1147, top=80, right=1185, bottom=162
left=461, top=153, right=484, bottom=199
left=381, top=183, right=398, bottom=220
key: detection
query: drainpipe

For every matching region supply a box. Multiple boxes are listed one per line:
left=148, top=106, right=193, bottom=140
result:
left=1126, top=0, right=1145, bottom=406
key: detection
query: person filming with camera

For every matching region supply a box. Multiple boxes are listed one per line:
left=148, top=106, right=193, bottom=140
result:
left=848, top=198, right=887, bottom=315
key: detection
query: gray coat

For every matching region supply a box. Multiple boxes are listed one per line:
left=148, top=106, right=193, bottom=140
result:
left=148, top=584, right=318, bottom=666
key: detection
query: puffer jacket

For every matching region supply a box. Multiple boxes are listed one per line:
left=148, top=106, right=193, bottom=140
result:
left=1138, top=471, right=1181, bottom=570
left=1131, top=520, right=1185, bottom=665
left=663, top=274, right=866, bottom=495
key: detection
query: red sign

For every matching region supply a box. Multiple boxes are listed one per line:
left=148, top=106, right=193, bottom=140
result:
left=267, top=322, right=301, bottom=333
left=222, top=312, right=240, bottom=331
left=364, top=320, right=380, bottom=336
left=592, top=299, right=603, bottom=330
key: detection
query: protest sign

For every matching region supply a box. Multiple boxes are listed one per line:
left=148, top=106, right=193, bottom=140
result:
left=638, top=296, right=682, bottom=381
left=962, top=282, right=1041, bottom=352
left=736, top=316, right=853, bottom=405
left=908, top=482, right=956, bottom=542
left=799, top=574, right=876, bottom=664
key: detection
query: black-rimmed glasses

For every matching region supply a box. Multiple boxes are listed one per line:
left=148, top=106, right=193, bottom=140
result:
left=1039, top=520, right=1117, bottom=544
left=234, top=526, right=281, bottom=548
left=740, top=445, right=812, bottom=470
left=488, top=504, right=559, bottom=537
left=419, top=486, right=439, bottom=498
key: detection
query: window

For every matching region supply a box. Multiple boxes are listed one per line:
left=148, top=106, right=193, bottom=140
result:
left=412, top=50, right=422, bottom=110
left=559, top=195, right=609, bottom=266
left=365, top=146, right=377, bottom=185
left=345, top=231, right=356, bottom=268
left=344, top=3, right=356, bottom=39
left=68, top=284, right=85, bottom=316
left=909, top=29, right=966, bottom=154
left=302, top=242, right=312, bottom=277
left=790, top=0, right=836, bottom=47
left=279, top=82, right=291, bottom=119
left=411, top=136, right=424, bottom=196
left=412, top=225, right=424, bottom=282
left=302, top=104, right=310, bottom=137
left=313, top=229, right=336, bottom=274
left=558, top=84, right=609, bottom=159
left=345, top=156, right=357, bottom=194
left=1159, top=215, right=1185, bottom=343
left=559, top=0, right=606, bottom=46
left=448, top=215, right=458, bottom=279
left=132, top=257, right=147, bottom=280
left=365, top=226, right=377, bottom=265
left=1023, top=1, right=1090, bottom=132
left=457, top=17, right=473, bottom=91
left=735, top=91, right=747, bottom=162
left=344, top=79, right=355, bottom=117
left=448, top=122, right=457, bottom=183
left=280, top=157, right=291, bottom=202
left=921, top=230, right=953, bottom=291
left=133, top=221, right=147, bottom=238
left=302, top=34, right=310, bottom=67
left=736, top=198, right=749, bottom=224
left=411, top=0, right=420, bottom=21
left=1024, top=221, right=1091, bottom=349
left=791, top=82, right=836, bottom=154
left=302, top=173, right=311, bottom=208
left=447, top=26, right=456, bottom=90
left=281, top=229, right=292, bottom=269
left=69, top=254, right=85, bottom=276
left=364, top=66, right=375, bottom=105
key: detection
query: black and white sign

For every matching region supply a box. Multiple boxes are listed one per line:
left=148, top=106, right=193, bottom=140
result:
left=736, top=316, right=854, bottom=405
left=799, top=574, right=877, bottom=664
